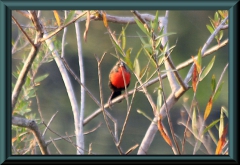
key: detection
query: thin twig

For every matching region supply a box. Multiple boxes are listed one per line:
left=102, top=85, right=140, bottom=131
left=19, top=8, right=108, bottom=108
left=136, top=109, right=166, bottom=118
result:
left=118, top=83, right=138, bottom=146
left=95, top=53, right=124, bottom=155
left=40, top=11, right=93, bottom=42
left=50, top=137, right=62, bottom=154
left=42, top=111, right=59, bottom=136
left=83, top=38, right=227, bottom=126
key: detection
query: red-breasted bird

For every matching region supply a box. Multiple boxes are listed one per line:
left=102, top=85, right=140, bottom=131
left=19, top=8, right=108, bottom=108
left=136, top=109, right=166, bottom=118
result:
left=108, top=61, right=131, bottom=104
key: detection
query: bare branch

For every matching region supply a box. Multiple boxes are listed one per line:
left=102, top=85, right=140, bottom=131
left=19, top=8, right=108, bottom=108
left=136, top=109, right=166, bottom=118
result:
left=12, top=116, right=49, bottom=154
left=12, top=11, right=44, bottom=109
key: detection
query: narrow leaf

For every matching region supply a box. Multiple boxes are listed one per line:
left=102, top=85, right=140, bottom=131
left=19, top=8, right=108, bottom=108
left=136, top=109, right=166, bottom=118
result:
left=134, top=58, right=140, bottom=77
left=156, top=88, right=162, bottom=112
left=53, top=10, right=61, bottom=26
left=197, top=48, right=202, bottom=70
left=121, top=26, right=126, bottom=51
left=83, top=11, right=90, bottom=42
left=221, top=106, right=228, bottom=118
left=125, top=48, right=133, bottom=70
left=215, top=124, right=228, bottom=154
left=211, top=74, right=216, bottom=92
left=135, top=18, right=151, bottom=37
left=192, top=107, right=198, bottom=139
left=206, top=24, right=214, bottom=34
left=152, top=10, right=159, bottom=32
left=64, top=10, right=75, bottom=24
left=204, top=96, right=213, bottom=120
left=109, top=35, right=124, bottom=56
left=212, top=81, right=224, bottom=103
left=191, top=56, right=201, bottom=74
left=219, top=108, right=224, bottom=139
left=34, top=74, right=49, bottom=83
left=102, top=11, right=108, bottom=28
left=137, top=109, right=152, bottom=122
left=192, top=64, right=199, bottom=93
left=203, top=119, right=220, bottom=134
left=199, top=56, right=215, bottom=81
left=157, top=116, right=172, bottom=147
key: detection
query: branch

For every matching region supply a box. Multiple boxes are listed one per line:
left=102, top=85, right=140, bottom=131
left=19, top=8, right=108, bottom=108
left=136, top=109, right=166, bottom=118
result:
left=12, top=116, right=49, bottom=154
left=83, top=38, right=227, bottom=126
left=12, top=11, right=43, bottom=109
left=75, top=14, right=85, bottom=154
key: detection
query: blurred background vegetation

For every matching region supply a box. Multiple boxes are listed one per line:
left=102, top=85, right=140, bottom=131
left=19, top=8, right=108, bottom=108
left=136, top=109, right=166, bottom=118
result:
left=12, top=10, right=228, bottom=154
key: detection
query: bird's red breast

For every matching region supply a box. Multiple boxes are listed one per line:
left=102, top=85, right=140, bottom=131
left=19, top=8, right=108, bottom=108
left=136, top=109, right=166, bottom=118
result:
left=109, top=62, right=131, bottom=89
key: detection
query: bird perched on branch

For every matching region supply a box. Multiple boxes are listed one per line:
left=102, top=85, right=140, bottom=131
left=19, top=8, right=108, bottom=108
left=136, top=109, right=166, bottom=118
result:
left=108, top=61, right=131, bottom=105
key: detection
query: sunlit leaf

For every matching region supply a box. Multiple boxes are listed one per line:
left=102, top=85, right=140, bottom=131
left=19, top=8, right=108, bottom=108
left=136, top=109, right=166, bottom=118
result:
left=192, top=64, right=199, bottom=93
left=221, top=106, right=228, bottom=118
left=197, top=48, right=202, bottom=70
left=53, top=10, right=61, bottom=26
left=156, top=88, right=162, bottom=112
left=204, top=96, right=213, bottom=120
left=191, top=56, right=201, bottom=74
left=121, top=26, right=126, bottom=50
left=64, top=10, right=75, bottom=24
left=133, top=58, right=140, bottom=77
left=152, top=10, right=159, bottom=32
left=214, top=12, right=219, bottom=21
left=206, top=24, right=214, bottom=34
left=83, top=11, right=90, bottom=42
left=215, top=124, right=228, bottom=154
left=157, top=115, right=172, bottom=147
left=219, top=108, right=224, bottom=139
left=199, top=56, right=215, bottom=81
left=102, top=11, right=108, bottom=28
left=34, top=73, right=49, bottom=83
left=135, top=18, right=151, bottom=37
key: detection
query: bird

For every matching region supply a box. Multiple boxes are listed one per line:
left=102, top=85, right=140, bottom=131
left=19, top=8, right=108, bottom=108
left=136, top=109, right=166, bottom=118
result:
left=108, top=61, right=131, bottom=105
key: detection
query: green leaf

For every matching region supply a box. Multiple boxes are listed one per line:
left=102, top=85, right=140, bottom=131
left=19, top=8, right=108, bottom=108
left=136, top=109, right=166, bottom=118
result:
left=134, top=58, right=140, bottom=77
left=109, top=36, right=124, bottom=56
left=218, top=30, right=223, bottom=41
left=136, top=32, right=148, bottom=46
left=137, top=109, right=152, bottom=122
left=125, top=48, right=133, bottom=71
left=192, top=107, right=198, bottom=139
left=199, top=56, right=215, bottom=81
left=135, top=18, right=151, bottom=37
left=206, top=24, right=214, bottom=34
left=203, top=119, right=220, bottom=134
left=211, top=74, right=216, bottom=92
left=121, top=26, right=126, bottom=51
left=34, top=73, right=49, bottom=83
left=64, top=10, right=76, bottom=25
left=197, top=47, right=202, bottom=72
left=219, top=108, right=224, bottom=138
left=212, top=81, right=224, bottom=103
left=156, top=87, right=162, bottom=113
left=155, top=32, right=176, bottom=41
left=214, top=12, right=219, bottom=21
left=152, top=10, right=159, bottom=32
